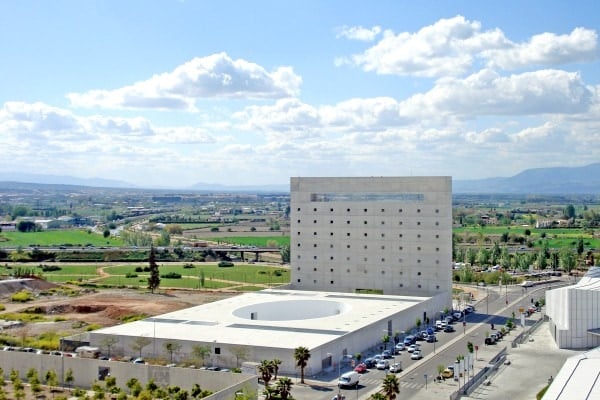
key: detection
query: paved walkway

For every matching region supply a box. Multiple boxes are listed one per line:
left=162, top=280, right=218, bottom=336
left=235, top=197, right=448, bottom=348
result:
left=408, top=320, right=582, bottom=400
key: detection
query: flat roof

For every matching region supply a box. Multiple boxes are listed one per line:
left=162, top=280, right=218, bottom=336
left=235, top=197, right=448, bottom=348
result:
left=96, top=289, right=429, bottom=349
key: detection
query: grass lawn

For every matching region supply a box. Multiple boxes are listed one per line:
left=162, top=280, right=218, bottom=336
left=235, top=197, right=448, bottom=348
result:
left=0, top=230, right=123, bottom=248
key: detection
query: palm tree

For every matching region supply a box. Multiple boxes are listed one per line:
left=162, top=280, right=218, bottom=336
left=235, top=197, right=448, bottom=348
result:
left=258, top=360, right=274, bottom=391
left=381, top=373, right=400, bottom=399
left=275, top=377, right=293, bottom=400
left=272, top=358, right=282, bottom=380
left=370, top=393, right=386, bottom=400
left=294, top=346, right=311, bottom=384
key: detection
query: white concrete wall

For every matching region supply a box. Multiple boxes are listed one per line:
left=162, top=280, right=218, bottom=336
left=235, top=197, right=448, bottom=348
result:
left=290, top=176, right=452, bottom=301
left=0, top=351, right=257, bottom=398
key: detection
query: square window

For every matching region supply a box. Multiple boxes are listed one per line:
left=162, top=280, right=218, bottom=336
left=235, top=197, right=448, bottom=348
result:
left=417, top=247, right=421, bottom=251
left=435, top=221, right=439, bottom=226
left=297, top=232, right=301, bottom=235
left=399, top=234, right=403, bottom=238
left=313, top=256, right=317, bottom=260
left=417, top=221, right=421, bottom=225
left=297, top=279, right=301, bottom=282
left=364, top=220, right=367, bottom=224
left=435, top=209, right=439, bottom=213
left=313, top=220, right=317, bottom=223
left=297, top=208, right=301, bottom=211
left=347, top=208, right=351, bottom=212
left=313, top=208, right=317, bottom=212
left=346, top=257, right=350, bottom=261
left=297, top=255, right=301, bottom=259
left=399, top=209, right=403, bottom=213
left=399, top=283, right=403, bottom=287
left=313, top=244, right=317, bottom=247
left=330, top=220, right=334, bottom=224
left=347, top=244, right=351, bottom=248
left=399, top=246, right=403, bottom=250
left=330, top=232, right=334, bottom=236
left=297, top=243, right=301, bottom=247
left=313, top=280, right=317, bottom=284
left=330, top=268, right=334, bottom=272
left=381, top=270, right=385, bottom=274
left=417, top=209, right=421, bottom=213
left=417, top=234, right=421, bottom=238
left=435, top=234, right=439, bottom=239
left=363, top=257, right=368, bottom=262
left=418, top=284, right=422, bottom=288
left=381, top=208, right=385, bottom=212
left=347, top=221, right=351, bottom=224
left=314, top=267, right=317, bottom=271
left=381, top=258, right=385, bottom=262
left=330, top=256, right=334, bottom=260
left=297, top=219, right=301, bottom=223
left=347, top=233, right=351, bottom=236
left=364, top=233, right=368, bottom=237
left=330, top=281, right=334, bottom=284
left=313, top=232, right=317, bottom=236
left=381, top=245, right=385, bottom=249
left=381, top=233, right=385, bottom=238
left=417, top=272, right=421, bottom=276
left=364, top=245, right=368, bottom=249
left=364, top=208, right=367, bottom=212
left=330, top=208, right=334, bottom=212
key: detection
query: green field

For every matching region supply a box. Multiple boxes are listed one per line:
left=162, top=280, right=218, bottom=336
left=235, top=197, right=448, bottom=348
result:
left=0, top=230, right=123, bottom=248
left=207, top=236, right=290, bottom=247
left=0, top=262, right=290, bottom=289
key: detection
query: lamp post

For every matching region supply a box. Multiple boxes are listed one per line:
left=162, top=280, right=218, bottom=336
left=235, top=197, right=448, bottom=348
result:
left=424, top=373, right=428, bottom=390
left=338, top=353, right=352, bottom=399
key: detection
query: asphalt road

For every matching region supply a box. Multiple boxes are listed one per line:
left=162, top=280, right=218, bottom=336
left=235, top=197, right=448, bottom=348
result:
left=288, top=278, right=570, bottom=400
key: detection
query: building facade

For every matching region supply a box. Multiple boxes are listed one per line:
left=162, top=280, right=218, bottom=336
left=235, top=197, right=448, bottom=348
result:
left=290, top=176, right=452, bottom=301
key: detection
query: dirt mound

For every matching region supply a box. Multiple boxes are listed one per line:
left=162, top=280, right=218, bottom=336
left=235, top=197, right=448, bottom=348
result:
left=0, top=278, right=58, bottom=297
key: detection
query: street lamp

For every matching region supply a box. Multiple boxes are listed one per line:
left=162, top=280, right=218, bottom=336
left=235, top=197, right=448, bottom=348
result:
left=338, top=353, right=352, bottom=399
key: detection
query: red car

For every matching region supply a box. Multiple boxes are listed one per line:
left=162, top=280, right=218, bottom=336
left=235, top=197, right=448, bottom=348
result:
left=354, top=363, right=367, bottom=373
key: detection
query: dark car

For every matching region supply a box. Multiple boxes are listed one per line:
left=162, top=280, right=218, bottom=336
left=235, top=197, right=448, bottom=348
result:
left=444, top=325, right=455, bottom=333
left=485, top=337, right=496, bottom=345
left=364, top=358, right=377, bottom=368
left=403, top=335, right=416, bottom=345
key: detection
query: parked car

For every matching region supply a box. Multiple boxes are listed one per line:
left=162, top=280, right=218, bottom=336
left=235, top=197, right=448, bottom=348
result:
left=403, top=335, right=416, bottom=345
left=364, top=358, right=377, bottom=368
left=441, top=368, right=454, bottom=379
left=132, top=357, right=145, bottom=364
left=485, top=337, right=496, bottom=345
left=444, top=325, right=455, bottom=333
left=332, top=395, right=346, bottom=400
left=376, top=359, right=389, bottom=370
left=426, top=334, right=437, bottom=343
left=338, top=371, right=360, bottom=388
left=382, top=349, right=393, bottom=359
left=394, top=343, right=405, bottom=352
left=407, top=344, right=421, bottom=353
left=410, top=350, right=423, bottom=360
left=354, top=363, right=367, bottom=373
left=389, top=362, right=402, bottom=373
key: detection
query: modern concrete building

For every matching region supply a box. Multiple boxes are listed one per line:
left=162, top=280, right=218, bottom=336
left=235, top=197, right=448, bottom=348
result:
left=89, top=176, right=454, bottom=375
left=546, top=266, right=600, bottom=349
left=289, top=176, right=452, bottom=300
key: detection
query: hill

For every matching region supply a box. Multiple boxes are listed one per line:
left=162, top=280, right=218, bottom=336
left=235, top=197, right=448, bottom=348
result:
left=453, top=163, right=600, bottom=194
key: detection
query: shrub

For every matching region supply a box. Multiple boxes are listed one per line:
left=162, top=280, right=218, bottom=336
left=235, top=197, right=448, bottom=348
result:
left=11, top=290, right=33, bottom=302
left=0, top=304, right=5, bottom=311
left=218, top=261, right=234, bottom=268
left=126, top=272, right=138, bottom=278
left=135, top=266, right=143, bottom=272
left=161, top=272, right=182, bottom=279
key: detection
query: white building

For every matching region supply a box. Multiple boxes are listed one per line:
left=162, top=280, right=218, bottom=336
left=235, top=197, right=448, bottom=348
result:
left=546, top=267, right=600, bottom=349
left=289, top=177, right=452, bottom=301
left=89, top=176, right=454, bottom=375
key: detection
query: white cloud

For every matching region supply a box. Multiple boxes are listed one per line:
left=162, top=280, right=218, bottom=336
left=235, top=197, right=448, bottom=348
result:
left=349, top=15, right=508, bottom=77
left=67, top=52, right=302, bottom=110
left=336, top=25, right=382, bottom=42
left=401, top=69, right=593, bottom=117
left=484, top=27, right=599, bottom=70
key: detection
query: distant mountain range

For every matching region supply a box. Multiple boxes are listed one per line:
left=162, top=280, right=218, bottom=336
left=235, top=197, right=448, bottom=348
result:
left=453, top=163, right=600, bottom=194
left=0, top=163, right=598, bottom=194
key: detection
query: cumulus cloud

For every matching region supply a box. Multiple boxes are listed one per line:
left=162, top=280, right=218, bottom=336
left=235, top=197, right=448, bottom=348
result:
left=401, top=69, right=593, bottom=117
left=336, top=25, right=382, bottom=41
left=0, top=102, right=215, bottom=144
left=67, top=52, right=302, bottom=110
left=484, top=27, right=599, bottom=70
left=348, top=15, right=508, bottom=77
left=344, top=16, right=598, bottom=78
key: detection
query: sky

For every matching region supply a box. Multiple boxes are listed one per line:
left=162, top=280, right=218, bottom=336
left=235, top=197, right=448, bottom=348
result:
left=1, top=0, right=599, bottom=188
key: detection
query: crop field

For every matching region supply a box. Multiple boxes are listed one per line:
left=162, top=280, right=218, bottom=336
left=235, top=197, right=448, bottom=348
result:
left=206, top=236, right=290, bottom=247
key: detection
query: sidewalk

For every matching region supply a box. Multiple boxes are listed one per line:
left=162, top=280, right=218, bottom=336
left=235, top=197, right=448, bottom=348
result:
left=407, top=320, right=583, bottom=400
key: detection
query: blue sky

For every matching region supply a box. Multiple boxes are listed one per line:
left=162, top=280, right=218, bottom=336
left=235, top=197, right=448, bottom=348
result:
left=1, top=0, right=599, bottom=188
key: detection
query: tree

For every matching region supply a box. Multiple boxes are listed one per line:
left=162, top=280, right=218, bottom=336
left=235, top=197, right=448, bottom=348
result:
left=100, top=336, right=119, bottom=357
left=381, top=373, right=400, bottom=399
left=294, top=346, right=311, bottom=384
left=132, top=336, right=152, bottom=359
left=191, top=344, right=211, bottom=367
left=103, top=229, right=111, bottom=239
left=164, top=341, right=182, bottom=364
left=564, top=204, right=576, bottom=219
left=271, top=358, right=282, bottom=380
left=64, top=368, right=74, bottom=390
left=275, top=377, right=293, bottom=400
left=369, top=393, right=386, bottom=400
left=147, top=245, right=160, bottom=294
left=258, top=360, right=274, bottom=392
left=382, top=333, right=390, bottom=350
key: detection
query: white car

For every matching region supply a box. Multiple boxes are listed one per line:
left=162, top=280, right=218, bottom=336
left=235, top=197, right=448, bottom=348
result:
left=410, top=350, right=423, bottom=360
left=376, top=359, right=389, bottom=370
left=394, top=343, right=405, bottom=352
left=389, top=363, right=402, bottom=373
left=407, top=344, right=420, bottom=353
